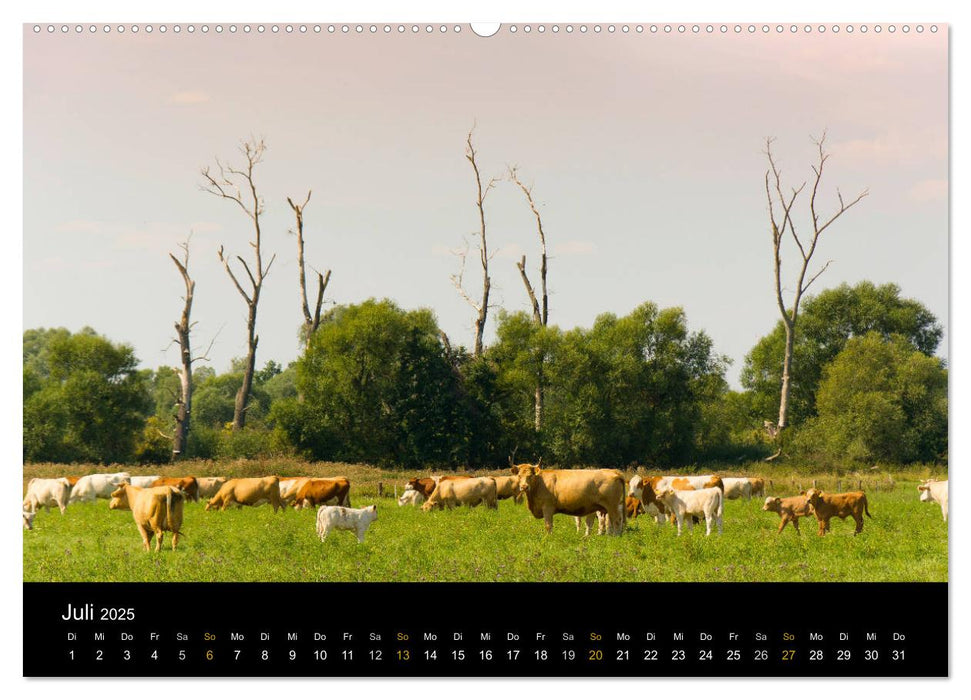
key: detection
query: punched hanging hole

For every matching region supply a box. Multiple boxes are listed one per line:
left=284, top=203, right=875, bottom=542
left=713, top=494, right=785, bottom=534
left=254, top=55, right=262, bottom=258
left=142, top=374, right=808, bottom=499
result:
left=470, top=23, right=501, bottom=38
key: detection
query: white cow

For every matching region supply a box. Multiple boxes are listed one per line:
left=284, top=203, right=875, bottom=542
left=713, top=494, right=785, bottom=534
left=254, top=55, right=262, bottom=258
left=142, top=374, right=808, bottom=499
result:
left=129, top=476, right=161, bottom=488
left=918, top=479, right=948, bottom=522
left=655, top=486, right=724, bottom=536
left=722, top=477, right=753, bottom=501
left=23, top=510, right=36, bottom=530
left=196, top=477, right=228, bottom=500
left=68, top=472, right=131, bottom=503
left=397, top=487, right=425, bottom=507
left=315, top=505, right=378, bottom=543
left=23, top=477, right=72, bottom=514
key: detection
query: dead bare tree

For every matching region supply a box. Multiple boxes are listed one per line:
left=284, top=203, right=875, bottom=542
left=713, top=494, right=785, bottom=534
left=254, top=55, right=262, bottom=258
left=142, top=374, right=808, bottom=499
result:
left=509, top=166, right=549, bottom=431
left=200, top=137, right=275, bottom=431
left=287, top=191, right=330, bottom=344
left=451, top=127, right=499, bottom=357
left=168, top=237, right=213, bottom=459
left=764, top=132, right=868, bottom=458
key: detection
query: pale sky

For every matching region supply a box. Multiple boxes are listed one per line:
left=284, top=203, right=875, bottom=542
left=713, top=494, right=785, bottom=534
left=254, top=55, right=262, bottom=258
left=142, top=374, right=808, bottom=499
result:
left=23, top=26, right=948, bottom=386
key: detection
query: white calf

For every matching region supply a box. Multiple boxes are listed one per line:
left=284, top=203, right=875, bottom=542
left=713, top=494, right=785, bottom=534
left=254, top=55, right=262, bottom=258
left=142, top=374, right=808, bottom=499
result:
left=69, top=472, right=131, bottom=503
left=316, top=505, right=378, bottom=543
left=918, top=479, right=948, bottom=522
left=655, top=487, right=723, bottom=536
left=23, top=478, right=72, bottom=514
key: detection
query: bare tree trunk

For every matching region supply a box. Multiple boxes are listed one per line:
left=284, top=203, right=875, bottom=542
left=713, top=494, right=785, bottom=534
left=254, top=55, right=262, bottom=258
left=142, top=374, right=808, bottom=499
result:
left=169, top=237, right=213, bottom=459
left=763, top=132, right=868, bottom=454
left=288, top=191, right=330, bottom=344
left=202, top=138, right=276, bottom=431
left=451, top=127, right=498, bottom=358
left=510, top=167, right=550, bottom=432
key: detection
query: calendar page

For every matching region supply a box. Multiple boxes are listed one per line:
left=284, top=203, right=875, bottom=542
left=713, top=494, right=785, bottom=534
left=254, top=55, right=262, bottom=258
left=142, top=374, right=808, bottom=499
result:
left=22, top=21, right=948, bottom=677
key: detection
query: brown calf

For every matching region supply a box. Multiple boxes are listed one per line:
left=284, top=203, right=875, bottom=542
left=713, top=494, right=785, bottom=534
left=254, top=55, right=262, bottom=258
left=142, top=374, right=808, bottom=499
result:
left=804, top=488, right=872, bottom=536
left=762, top=495, right=813, bottom=534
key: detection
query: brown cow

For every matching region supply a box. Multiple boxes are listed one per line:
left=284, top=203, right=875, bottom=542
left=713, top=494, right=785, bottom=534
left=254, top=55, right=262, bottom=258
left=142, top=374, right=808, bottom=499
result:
left=804, top=488, right=872, bottom=536
left=109, top=484, right=185, bottom=552
left=422, top=477, right=498, bottom=511
left=293, top=477, right=351, bottom=509
left=205, top=477, right=284, bottom=512
left=762, top=495, right=813, bottom=534
left=151, top=476, right=200, bottom=502
left=511, top=464, right=626, bottom=536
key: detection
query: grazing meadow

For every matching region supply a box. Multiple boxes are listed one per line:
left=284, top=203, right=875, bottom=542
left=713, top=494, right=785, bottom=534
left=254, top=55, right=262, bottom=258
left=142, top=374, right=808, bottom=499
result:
left=22, top=461, right=948, bottom=583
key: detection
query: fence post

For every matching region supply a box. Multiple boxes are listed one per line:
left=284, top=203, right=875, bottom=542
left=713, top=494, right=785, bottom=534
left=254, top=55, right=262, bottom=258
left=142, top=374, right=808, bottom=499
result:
left=378, top=482, right=384, bottom=497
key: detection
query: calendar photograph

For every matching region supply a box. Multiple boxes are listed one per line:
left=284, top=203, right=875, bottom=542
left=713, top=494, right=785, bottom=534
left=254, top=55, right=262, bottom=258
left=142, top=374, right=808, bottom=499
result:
left=23, top=22, right=948, bottom=597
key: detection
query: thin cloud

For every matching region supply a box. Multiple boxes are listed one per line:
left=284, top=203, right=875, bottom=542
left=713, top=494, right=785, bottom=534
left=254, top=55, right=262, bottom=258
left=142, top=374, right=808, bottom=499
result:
left=170, top=90, right=210, bottom=105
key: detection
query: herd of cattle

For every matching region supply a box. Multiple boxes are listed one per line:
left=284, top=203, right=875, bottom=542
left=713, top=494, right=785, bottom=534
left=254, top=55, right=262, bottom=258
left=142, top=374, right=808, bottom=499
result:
left=21, top=465, right=949, bottom=552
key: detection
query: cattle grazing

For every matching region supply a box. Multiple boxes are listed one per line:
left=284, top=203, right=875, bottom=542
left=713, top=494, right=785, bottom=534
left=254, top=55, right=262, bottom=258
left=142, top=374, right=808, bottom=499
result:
left=316, top=505, right=378, bottom=543
left=511, top=464, right=625, bottom=536
left=655, top=486, right=723, bottom=536
left=748, top=477, right=766, bottom=498
left=23, top=477, right=72, bottom=514
left=292, top=477, right=352, bottom=509
left=196, top=477, right=228, bottom=500
left=397, top=487, right=426, bottom=507
left=492, top=475, right=525, bottom=503
left=722, top=477, right=753, bottom=501
left=23, top=510, right=36, bottom=530
left=68, top=472, right=131, bottom=503
left=109, top=484, right=185, bottom=552
left=804, top=488, right=872, bottom=536
left=626, top=495, right=645, bottom=519
left=422, top=477, right=498, bottom=511
left=129, top=476, right=161, bottom=488
left=151, top=476, right=200, bottom=502
left=918, top=480, right=948, bottom=522
left=762, top=495, right=813, bottom=533
left=205, top=477, right=284, bottom=512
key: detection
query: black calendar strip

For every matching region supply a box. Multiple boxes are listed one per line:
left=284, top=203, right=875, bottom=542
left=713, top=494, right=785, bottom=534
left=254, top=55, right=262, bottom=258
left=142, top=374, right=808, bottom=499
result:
left=24, top=582, right=947, bottom=677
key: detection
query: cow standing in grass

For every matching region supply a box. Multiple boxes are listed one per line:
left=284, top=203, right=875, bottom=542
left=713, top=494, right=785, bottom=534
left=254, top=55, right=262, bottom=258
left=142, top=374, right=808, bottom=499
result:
left=23, top=478, right=72, bottom=515
left=422, top=477, right=498, bottom=511
left=762, top=495, right=813, bottom=534
left=512, top=463, right=626, bottom=536
left=205, top=476, right=284, bottom=512
left=109, top=484, right=185, bottom=552
left=804, top=488, right=871, bottom=536
left=918, top=480, right=948, bottom=522
left=655, top=486, right=723, bottom=536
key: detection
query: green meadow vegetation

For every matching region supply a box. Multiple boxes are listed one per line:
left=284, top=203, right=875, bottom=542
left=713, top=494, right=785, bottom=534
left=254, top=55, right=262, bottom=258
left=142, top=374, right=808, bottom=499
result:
left=22, top=461, right=948, bottom=583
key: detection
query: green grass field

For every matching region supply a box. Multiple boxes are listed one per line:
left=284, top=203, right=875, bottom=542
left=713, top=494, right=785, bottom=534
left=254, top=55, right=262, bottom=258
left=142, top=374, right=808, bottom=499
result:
left=22, top=462, right=948, bottom=583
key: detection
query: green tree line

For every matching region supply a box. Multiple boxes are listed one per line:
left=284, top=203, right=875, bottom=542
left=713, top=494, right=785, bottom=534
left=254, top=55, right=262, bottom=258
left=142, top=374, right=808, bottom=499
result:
left=23, top=281, right=947, bottom=468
